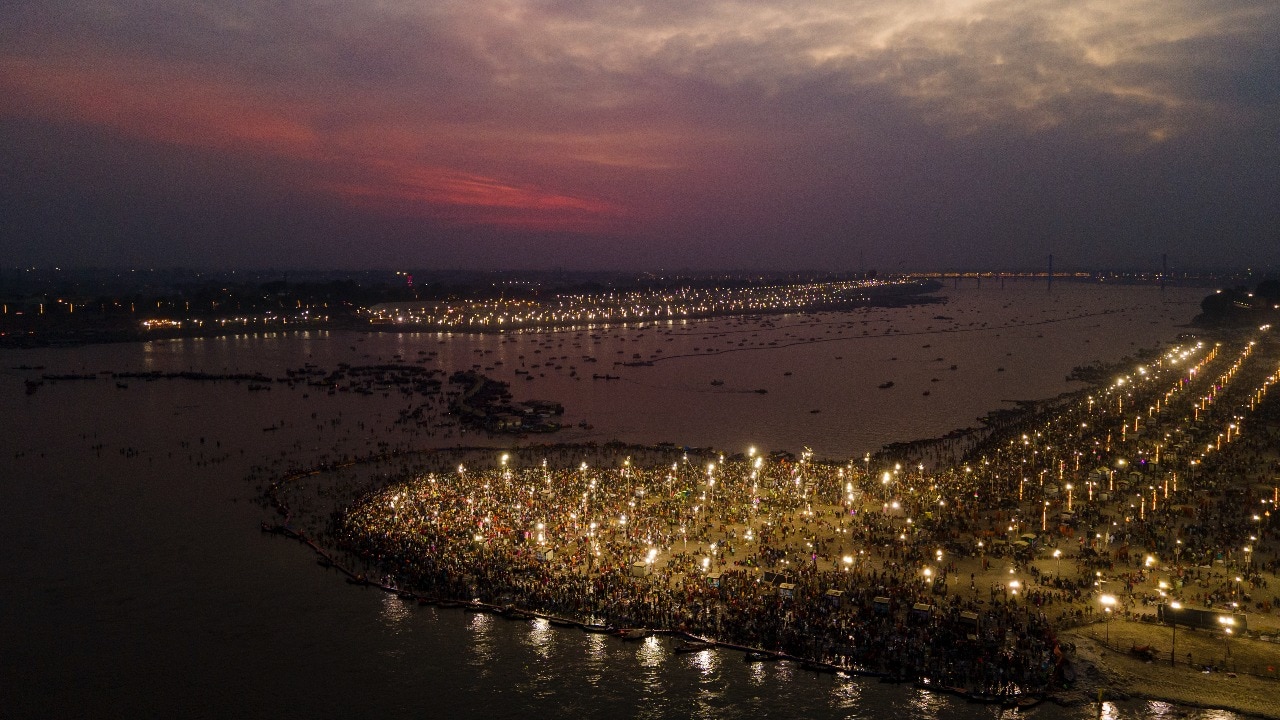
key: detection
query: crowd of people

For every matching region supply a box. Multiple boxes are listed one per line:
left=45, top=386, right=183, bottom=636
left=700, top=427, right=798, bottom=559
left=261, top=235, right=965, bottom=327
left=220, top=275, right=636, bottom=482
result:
left=318, top=328, right=1280, bottom=695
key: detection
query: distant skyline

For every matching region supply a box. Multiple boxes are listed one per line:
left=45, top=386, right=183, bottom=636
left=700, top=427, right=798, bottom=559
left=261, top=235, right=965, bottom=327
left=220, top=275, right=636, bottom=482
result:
left=2, top=1, right=1278, bottom=271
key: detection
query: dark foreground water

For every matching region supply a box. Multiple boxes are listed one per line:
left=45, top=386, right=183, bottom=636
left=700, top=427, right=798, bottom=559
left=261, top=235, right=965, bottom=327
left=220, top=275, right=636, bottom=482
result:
left=1, top=282, right=1240, bottom=719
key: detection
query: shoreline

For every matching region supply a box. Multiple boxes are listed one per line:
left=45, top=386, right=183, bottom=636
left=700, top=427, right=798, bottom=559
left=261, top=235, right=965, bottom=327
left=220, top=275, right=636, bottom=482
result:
left=257, top=322, right=1280, bottom=717
left=263, top=443, right=1280, bottom=718
left=1061, top=630, right=1280, bottom=719
left=0, top=282, right=945, bottom=349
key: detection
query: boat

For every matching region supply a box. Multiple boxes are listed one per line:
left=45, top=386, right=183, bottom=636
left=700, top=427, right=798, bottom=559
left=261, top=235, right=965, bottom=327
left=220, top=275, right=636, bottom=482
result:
left=1015, top=694, right=1045, bottom=710
left=675, top=640, right=714, bottom=654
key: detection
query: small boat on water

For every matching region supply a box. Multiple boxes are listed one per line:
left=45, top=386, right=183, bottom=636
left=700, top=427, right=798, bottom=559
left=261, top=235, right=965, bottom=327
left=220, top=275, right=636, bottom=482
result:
left=1013, top=694, right=1045, bottom=710
left=675, top=640, right=714, bottom=654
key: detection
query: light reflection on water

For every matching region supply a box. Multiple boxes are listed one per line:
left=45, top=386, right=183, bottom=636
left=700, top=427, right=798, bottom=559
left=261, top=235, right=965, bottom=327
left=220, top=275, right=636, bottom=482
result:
left=636, top=635, right=666, bottom=667
left=526, top=616, right=554, bottom=660
left=584, top=632, right=607, bottom=664
left=467, top=611, right=495, bottom=674
left=908, top=687, right=945, bottom=718
left=691, top=647, right=729, bottom=719
left=688, top=648, right=720, bottom=678
left=379, top=594, right=411, bottom=632
left=828, top=675, right=862, bottom=711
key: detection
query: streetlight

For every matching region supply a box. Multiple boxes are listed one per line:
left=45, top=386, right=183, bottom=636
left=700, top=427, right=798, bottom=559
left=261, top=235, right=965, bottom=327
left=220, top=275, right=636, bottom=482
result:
left=1100, top=595, right=1116, bottom=644
left=1169, top=601, right=1181, bottom=666
left=1219, top=615, right=1235, bottom=658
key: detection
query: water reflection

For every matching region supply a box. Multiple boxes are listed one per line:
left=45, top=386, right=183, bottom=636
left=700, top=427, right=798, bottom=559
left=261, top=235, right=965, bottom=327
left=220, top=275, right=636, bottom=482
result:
left=635, top=635, right=666, bottom=667
left=688, top=648, right=720, bottom=678
left=467, top=610, right=494, bottom=674
left=828, top=676, right=862, bottom=711
left=582, top=632, right=607, bottom=687
left=908, top=687, right=944, bottom=717
left=634, top=636, right=668, bottom=702
left=527, top=617, right=554, bottom=660
left=379, top=594, right=411, bottom=632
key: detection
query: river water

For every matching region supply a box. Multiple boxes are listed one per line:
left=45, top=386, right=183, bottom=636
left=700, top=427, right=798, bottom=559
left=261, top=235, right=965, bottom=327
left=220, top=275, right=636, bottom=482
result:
left=1, top=281, right=1239, bottom=719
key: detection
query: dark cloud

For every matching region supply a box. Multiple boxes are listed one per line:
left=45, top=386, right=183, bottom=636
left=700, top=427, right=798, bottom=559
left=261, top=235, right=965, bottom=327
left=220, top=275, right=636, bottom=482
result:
left=1, top=0, right=1277, bottom=270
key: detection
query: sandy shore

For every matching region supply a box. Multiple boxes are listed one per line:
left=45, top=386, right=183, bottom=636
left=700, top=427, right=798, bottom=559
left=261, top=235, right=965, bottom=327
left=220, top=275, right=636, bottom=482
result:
left=1058, top=619, right=1280, bottom=718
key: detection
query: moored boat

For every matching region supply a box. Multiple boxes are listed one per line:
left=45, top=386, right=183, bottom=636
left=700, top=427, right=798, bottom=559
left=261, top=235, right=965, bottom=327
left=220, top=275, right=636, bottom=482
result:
left=675, top=640, right=714, bottom=654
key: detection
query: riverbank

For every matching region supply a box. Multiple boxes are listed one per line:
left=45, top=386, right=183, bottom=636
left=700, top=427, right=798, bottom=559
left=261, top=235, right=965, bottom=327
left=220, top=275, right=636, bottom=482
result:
left=263, top=324, right=1280, bottom=713
left=1062, top=624, right=1280, bottom=719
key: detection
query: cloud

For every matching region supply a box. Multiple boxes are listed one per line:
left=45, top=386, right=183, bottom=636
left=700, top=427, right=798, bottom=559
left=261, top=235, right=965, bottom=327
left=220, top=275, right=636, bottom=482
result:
left=1, top=0, right=1277, bottom=268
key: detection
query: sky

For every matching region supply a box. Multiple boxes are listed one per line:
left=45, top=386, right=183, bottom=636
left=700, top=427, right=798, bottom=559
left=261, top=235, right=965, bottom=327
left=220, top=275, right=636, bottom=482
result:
left=1, top=1, right=1277, bottom=272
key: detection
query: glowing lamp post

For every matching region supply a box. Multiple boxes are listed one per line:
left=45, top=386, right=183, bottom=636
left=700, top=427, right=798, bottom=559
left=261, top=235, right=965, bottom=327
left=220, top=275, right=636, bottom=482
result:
left=1100, top=595, right=1116, bottom=644
left=1219, top=615, right=1235, bottom=658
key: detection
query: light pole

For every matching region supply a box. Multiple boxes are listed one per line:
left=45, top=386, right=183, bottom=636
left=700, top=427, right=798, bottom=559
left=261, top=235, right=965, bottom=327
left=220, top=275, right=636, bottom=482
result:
left=1169, top=601, right=1181, bottom=666
left=1219, top=615, right=1235, bottom=659
left=1101, top=594, right=1116, bottom=645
